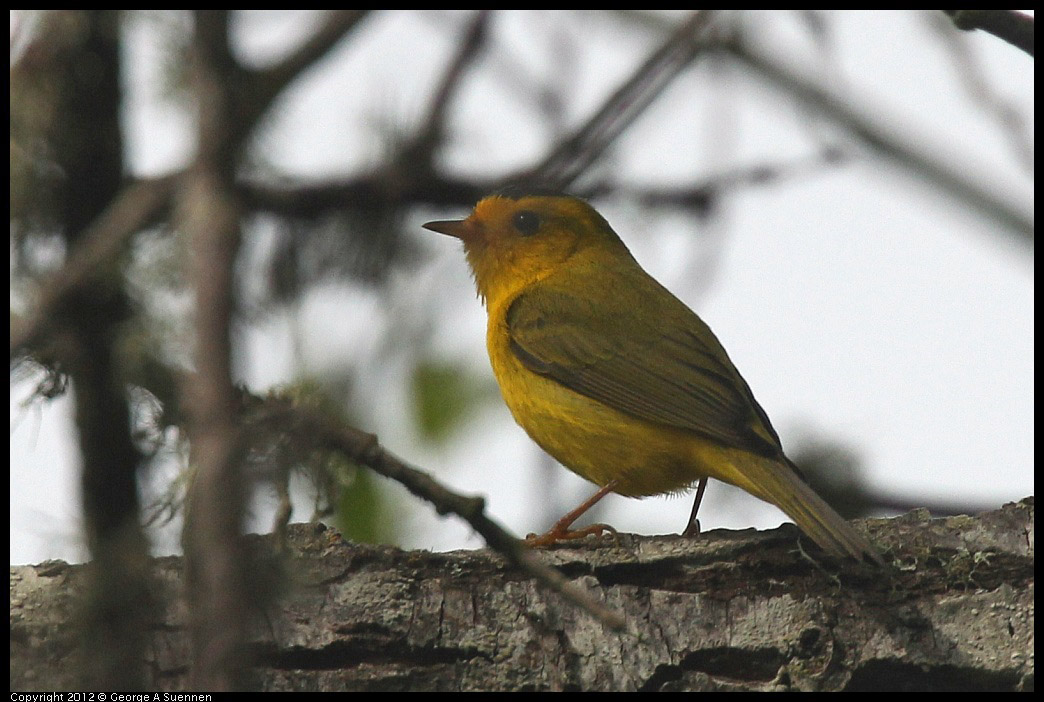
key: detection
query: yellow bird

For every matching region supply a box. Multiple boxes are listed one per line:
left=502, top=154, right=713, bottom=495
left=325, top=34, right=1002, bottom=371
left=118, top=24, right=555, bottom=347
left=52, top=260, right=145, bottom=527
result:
left=424, top=189, right=883, bottom=565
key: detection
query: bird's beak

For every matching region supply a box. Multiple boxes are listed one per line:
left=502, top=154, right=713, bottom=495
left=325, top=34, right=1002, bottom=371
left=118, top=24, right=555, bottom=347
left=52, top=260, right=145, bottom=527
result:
left=423, top=218, right=476, bottom=242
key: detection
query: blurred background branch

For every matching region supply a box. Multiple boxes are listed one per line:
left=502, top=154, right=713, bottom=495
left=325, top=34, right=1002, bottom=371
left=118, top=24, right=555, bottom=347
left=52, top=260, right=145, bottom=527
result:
left=522, top=11, right=713, bottom=188
left=724, top=36, right=1034, bottom=244
left=942, top=10, right=1034, bottom=57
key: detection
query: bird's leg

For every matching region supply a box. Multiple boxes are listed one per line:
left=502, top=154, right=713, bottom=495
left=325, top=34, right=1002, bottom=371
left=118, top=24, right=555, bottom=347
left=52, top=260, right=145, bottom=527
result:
left=681, top=477, right=709, bottom=537
left=525, top=481, right=619, bottom=548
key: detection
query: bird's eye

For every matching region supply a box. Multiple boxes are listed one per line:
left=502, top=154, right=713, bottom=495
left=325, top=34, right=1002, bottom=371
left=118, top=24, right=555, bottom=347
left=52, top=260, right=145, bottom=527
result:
left=512, top=210, right=540, bottom=236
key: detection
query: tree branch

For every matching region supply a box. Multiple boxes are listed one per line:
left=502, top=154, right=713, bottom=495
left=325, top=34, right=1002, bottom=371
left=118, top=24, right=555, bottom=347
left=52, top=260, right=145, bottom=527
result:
left=402, top=10, right=492, bottom=173
left=10, top=175, right=178, bottom=358
left=258, top=400, right=626, bottom=631
left=238, top=172, right=493, bottom=217
left=724, top=38, right=1034, bottom=244
left=13, top=11, right=154, bottom=689
left=523, top=11, right=714, bottom=188
left=11, top=499, right=1034, bottom=691
left=588, top=147, right=851, bottom=213
left=179, top=10, right=251, bottom=690
left=246, top=11, right=372, bottom=127
left=943, top=10, right=1034, bottom=57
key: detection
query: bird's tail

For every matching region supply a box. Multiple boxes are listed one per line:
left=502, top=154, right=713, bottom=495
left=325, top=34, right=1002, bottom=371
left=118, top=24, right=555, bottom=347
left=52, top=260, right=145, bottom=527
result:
left=722, top=451, right=885, bottom=566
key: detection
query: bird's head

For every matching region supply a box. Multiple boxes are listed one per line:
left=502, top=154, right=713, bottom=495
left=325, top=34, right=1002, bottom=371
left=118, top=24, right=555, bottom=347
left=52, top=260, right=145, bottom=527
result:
left=423, top=188, right=629, bottom=305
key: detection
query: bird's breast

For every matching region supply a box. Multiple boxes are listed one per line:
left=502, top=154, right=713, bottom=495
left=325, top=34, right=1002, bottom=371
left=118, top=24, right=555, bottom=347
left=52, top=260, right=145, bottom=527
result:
left=484, top=296, right=704, bottom=497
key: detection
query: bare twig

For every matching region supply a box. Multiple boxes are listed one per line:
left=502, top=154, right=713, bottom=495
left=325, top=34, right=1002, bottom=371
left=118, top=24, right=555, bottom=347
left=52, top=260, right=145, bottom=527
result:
left=237, top=12, right=719, bottom=216
left=943, top=10, right=1034, bottom=57
left=725, top=38, right=1034, bottom=244
left=264, top=402, right=626, bottom=631
left=402, top=11, right=492, bottom=172
left=247, top=11, right=372, bottom=127
left=930, top=13, right=1034, bottom=173
left=524, top=11, right=715, bottom=188
left=587, top=147, right=851, bottom=212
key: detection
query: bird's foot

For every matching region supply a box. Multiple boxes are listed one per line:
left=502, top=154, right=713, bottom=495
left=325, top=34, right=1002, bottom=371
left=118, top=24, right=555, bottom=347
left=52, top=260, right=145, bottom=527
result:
left=525, top=522, right=618, bottom=548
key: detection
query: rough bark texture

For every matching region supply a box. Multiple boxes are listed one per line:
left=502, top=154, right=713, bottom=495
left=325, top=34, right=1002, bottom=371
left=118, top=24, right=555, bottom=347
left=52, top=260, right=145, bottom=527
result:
left=10, top=498, right=1033, bottom=692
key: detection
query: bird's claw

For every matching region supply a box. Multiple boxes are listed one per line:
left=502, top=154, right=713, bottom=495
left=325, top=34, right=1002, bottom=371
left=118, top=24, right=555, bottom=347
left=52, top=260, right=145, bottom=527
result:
left=524, top=523, right=618, bottom=548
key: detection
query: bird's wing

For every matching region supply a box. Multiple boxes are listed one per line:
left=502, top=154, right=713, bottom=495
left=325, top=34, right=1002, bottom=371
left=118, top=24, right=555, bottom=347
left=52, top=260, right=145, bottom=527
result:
left=505, top=275, right=783, bottom=458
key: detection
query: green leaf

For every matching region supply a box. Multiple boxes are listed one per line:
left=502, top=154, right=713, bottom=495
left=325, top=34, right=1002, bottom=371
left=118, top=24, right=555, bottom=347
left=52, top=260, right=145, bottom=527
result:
left=411, top=361, right=488, bottom=442
left=334, top=464, right=399, bottom=545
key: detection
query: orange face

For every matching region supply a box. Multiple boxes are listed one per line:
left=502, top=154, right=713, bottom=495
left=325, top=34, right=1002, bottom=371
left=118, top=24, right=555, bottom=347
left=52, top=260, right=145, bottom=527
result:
left=423, top=193, right=624, bottom=305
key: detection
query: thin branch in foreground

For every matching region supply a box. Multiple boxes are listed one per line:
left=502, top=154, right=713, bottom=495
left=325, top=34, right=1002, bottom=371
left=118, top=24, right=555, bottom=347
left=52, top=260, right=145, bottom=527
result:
left=180, top=10, right=251, bottom=691
left=267, top=402, right=627, bottom=632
